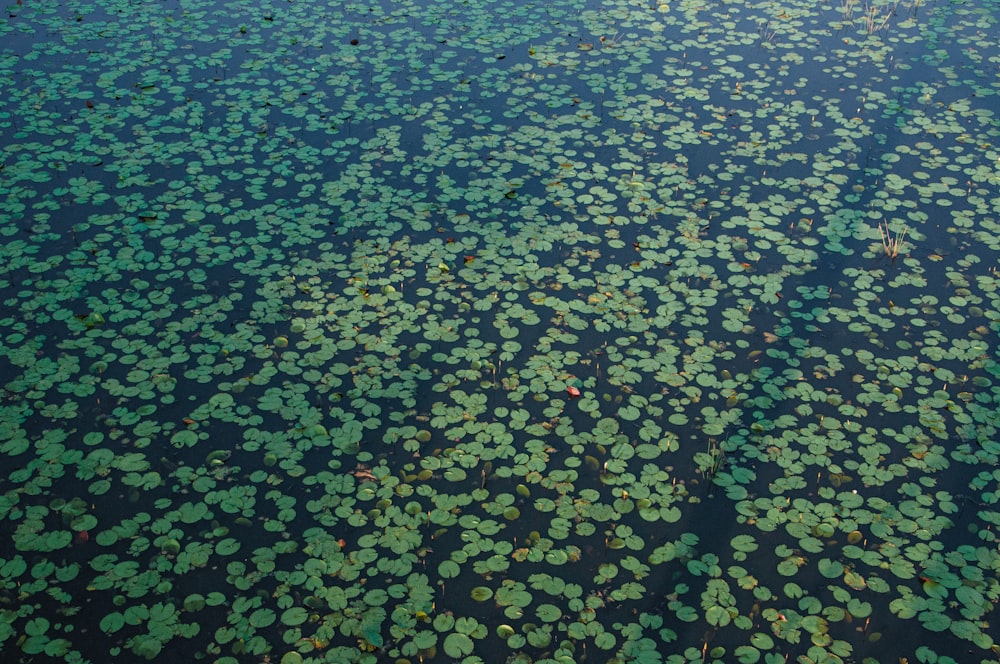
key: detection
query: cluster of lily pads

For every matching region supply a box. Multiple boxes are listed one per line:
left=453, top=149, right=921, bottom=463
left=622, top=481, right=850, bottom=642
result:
left=1, top=0, right=999, bottom=663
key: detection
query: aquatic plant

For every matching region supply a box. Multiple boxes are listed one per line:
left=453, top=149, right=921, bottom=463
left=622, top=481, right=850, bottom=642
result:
left=879, top=220, right=909, bottom=259
left=0, top=0, right=997, bottom=663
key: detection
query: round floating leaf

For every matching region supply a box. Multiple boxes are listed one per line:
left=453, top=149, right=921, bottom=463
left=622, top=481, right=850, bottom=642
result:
left=215, top=538, right=240, bottom=556
left=249, top=608, right=276, bottom=629
left=444, top=467, right=467, bottom=482
left=183, top=595, right=206, bottom=612
left=545, top=549, right=568, bottom=565
left=438, top=560, right=461, bottom=578
left=526, top=626, right=551, bottom=648
left=919, top=610, right=951, bottom=632
left=71, top=514, right=98, bottom=531
left=281, top=607, right=309, bottom=626
left=706, top=605, right=732, bottom=627
left=129, top=635, right=162, bottom=660
left=594, top=630, right=616, bottom=650
left=170, top=430, right=198, bottom=448
left=100, top=612, right=125, bottom=634
left=818, top=558, right=843, bottom=579
left=536, top=603, right=561, bottom=622
left=734, top=645, right=761, bottom=664
left=443, top=633, right=474, bottom=658
left=731, top=534, right=758, bottom=553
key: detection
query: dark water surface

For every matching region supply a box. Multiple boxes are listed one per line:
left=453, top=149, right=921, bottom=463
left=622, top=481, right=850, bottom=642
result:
left=2, top=0, right=999, bottom=663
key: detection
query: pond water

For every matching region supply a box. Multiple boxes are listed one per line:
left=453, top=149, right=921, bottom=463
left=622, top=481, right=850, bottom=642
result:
left=2, top=0, right=999, bottom=663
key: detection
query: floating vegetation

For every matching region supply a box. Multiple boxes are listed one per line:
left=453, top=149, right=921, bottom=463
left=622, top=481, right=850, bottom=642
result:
left=1, top=0, right=999, bottom=663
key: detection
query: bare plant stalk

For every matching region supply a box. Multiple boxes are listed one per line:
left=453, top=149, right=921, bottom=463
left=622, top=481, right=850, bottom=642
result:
left=880, top=221, right=908, bottom=258
left=861, top=0, right=895, bottom=33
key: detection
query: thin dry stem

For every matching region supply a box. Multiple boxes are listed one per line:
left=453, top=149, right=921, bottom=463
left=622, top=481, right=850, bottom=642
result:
left=880, top=221, right=908, bottom=259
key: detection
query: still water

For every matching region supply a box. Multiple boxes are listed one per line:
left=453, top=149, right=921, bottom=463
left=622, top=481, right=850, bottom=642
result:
left=1, top=0, right=999, bottom=663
